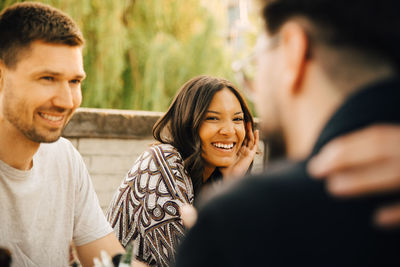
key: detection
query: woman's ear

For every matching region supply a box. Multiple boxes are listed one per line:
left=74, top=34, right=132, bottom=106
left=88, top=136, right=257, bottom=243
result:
left=0, top=60, right=4, bottom=92
left=280, top=21, right=309, bottom=95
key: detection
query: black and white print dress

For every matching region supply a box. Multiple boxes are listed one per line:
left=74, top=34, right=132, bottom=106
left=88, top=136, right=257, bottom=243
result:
left=106, top=143, right=194, bottom=267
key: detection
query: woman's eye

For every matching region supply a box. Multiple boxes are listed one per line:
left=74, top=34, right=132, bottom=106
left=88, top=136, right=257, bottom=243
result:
left=205, top=116, right=218, bottom=121
left=233, top=117, right=244, bottom=122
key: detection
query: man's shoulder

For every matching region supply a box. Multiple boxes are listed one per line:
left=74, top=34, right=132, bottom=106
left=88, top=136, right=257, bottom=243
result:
left=196, top=159, right=337, bottom=232
left=209, top=161, right=317, bottom=207
left=199, top=157, right=399, bottom=236
left=38, top=137, right=75, bottom=151
left=194, top=160, right=400, bottom=266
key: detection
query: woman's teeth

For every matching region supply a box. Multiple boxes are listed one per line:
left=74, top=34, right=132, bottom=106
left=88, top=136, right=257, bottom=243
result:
left=212, top=143, right=234, bottom=149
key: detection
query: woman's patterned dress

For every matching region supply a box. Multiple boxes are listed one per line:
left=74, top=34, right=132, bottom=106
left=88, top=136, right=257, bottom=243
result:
left=106, top=144, right=194, bottom=267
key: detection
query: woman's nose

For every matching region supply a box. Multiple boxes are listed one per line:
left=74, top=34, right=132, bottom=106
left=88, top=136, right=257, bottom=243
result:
left=219, top=121, right=235, bottom=135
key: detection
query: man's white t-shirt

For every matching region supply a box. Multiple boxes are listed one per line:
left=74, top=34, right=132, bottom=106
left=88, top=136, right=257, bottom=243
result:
left=0, top=137, right=113, bottom=266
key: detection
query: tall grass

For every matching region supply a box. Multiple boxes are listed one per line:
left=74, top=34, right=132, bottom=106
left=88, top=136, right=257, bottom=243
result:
left=1, top=0, right=234, bottom=111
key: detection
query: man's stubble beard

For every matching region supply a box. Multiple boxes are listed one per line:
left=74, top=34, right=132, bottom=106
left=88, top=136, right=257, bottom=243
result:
left=3, top=100, right=72, bottom=143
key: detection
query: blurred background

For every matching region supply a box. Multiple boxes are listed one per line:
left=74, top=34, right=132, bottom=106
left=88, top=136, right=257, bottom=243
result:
left=1, top=0, right=261, bottom=112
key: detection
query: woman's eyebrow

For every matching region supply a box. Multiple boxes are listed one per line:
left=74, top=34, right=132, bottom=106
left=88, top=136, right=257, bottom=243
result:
left=206, top=111, right=244, bottom=115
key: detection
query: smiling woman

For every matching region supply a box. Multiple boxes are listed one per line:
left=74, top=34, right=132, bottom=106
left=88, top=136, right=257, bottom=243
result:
left=199, top=88, right=247, bottom=180
left=106, top=75, right=259, bottom=267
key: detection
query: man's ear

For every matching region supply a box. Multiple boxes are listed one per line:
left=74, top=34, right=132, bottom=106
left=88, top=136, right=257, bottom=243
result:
left=280, top=22, right=309, bottom=95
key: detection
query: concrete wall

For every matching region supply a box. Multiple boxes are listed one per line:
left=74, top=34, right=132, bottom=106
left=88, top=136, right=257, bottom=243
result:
left=63, top=107, right=264, bottom=211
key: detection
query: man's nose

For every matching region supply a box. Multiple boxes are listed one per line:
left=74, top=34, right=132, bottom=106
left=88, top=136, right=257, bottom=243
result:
left=52, top=82, right=75, bottom=110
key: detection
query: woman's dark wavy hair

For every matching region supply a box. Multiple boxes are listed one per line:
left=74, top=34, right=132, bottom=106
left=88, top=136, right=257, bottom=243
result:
left=153, top=75, right=255, bottom=193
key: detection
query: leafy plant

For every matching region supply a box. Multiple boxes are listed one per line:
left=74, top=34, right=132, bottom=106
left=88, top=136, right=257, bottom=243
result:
left=2, top=0, right=235, bottom=111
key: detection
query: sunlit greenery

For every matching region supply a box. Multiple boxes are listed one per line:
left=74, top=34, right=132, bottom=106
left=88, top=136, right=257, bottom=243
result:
left=1, top=0, right=235, bottom=111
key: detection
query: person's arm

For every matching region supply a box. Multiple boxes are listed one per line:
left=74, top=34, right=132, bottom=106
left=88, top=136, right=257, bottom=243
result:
left=106, top=145, right=194, bottom=266
left=308, top=124, right=400, bottom=227
left=69, top=141, right=125, bottom=267
left=76, top=233, right=124, bottom=267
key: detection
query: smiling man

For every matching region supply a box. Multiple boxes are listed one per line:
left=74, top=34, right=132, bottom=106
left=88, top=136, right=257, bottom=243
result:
left=175, top=0, right=400, bottom=266
left=2, top=41, right=84, bottom=146
left=0, top=2, right=124, bottom=266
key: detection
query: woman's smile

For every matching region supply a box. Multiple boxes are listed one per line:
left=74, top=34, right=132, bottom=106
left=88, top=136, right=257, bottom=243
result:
left=199, top=88, right=246, bottom=173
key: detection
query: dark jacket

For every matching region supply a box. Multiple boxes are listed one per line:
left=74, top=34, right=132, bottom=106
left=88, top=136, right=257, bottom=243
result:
left=175, top=77, right=400, bottom=267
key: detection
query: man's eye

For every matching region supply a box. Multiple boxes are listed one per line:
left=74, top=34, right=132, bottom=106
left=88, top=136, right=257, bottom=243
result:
left=70, top=79, right=81, bottom=85
left=41, top=76, right=54, bottom=81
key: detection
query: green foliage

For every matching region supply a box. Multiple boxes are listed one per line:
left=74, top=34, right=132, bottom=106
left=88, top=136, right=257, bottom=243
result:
left=122, top=0, right=234, bottom=111
left=2, top=0, right=234, bottom=111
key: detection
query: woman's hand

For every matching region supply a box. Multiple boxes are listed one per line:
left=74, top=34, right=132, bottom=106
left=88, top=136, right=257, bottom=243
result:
left=220, top=122, right=259, bottom=180
left=180, top=204, right=198, bottom=229
left=308, top=124, right=400, bottom=228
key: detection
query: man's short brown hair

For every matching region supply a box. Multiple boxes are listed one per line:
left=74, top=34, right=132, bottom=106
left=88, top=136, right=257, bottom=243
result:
left=0, top=1, right=84, bottom=68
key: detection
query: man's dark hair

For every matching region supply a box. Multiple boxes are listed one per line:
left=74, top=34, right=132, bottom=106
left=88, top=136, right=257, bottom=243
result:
left=262, top=0, right=400, bottom=70
left=0, top=1, right=84, bottom=68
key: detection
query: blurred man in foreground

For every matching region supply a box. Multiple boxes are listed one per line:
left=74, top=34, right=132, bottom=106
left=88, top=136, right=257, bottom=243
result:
left=175, top=0, right=400, bottom=266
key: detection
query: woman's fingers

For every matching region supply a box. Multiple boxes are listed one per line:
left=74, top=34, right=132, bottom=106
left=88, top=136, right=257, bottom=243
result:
left=247, top=122, right=255, bottom=147
left=253, top=129, right=259, bottom=151
left=245, top=122, right=259, bottom=151
left=239, top=129, right=259, bottom=159
left=242, top=122, right=251, bottom=148
left=223, top=124, right=259, bottom=181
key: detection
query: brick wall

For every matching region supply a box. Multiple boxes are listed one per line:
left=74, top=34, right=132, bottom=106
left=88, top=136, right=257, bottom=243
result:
left=68, top=138, right=154, bottom=211
left=63, top=108, right=265, bottom=211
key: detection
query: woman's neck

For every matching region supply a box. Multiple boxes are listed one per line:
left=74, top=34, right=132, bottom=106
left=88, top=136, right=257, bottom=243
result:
left=203, top=165, right=216, bottom=182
